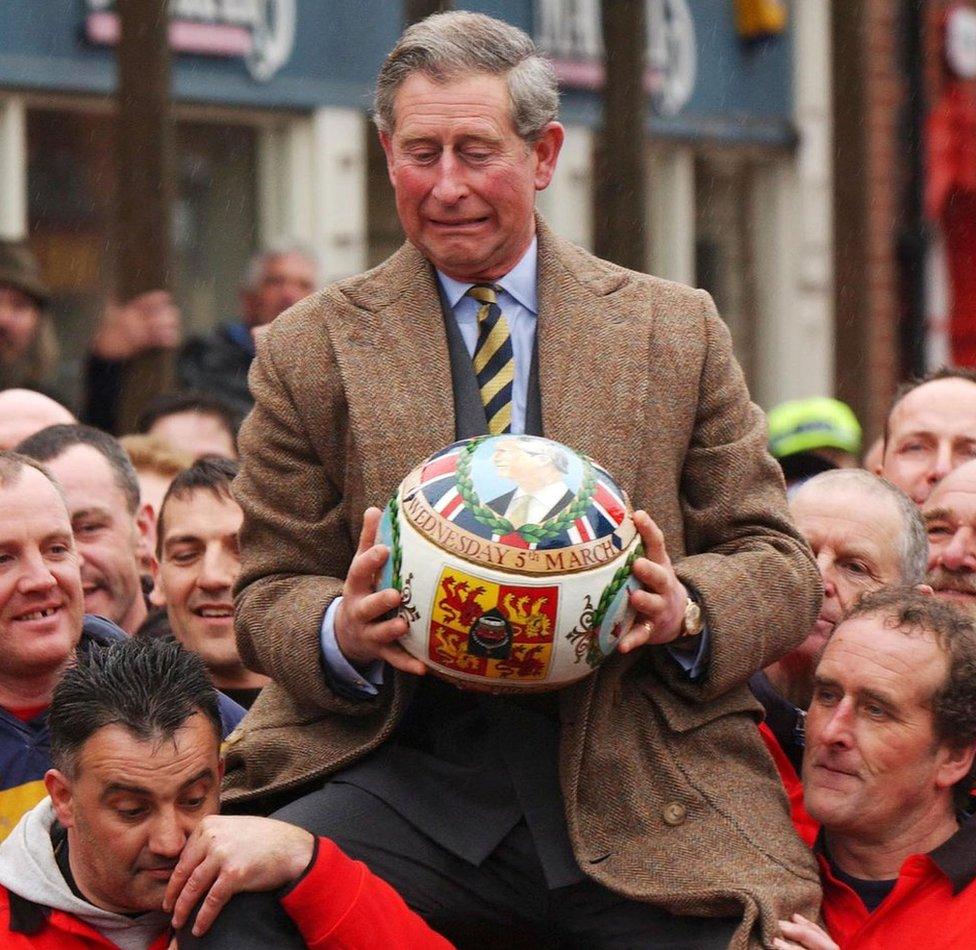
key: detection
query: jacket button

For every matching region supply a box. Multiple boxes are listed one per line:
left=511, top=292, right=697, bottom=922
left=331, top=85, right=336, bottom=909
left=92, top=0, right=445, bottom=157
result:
left=663, top=801, right=687, bottom=826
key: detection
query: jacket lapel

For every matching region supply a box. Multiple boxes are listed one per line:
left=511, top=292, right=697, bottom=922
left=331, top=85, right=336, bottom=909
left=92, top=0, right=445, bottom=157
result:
left=327, top=244, right=456, bottom=502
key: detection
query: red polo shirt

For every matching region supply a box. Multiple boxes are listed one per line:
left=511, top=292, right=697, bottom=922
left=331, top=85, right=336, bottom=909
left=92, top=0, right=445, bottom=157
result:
left=819, top=817, right=976, bottom=949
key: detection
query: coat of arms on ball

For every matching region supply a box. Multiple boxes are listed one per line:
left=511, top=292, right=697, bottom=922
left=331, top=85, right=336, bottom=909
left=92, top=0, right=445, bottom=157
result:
left=378, top=435, right=643, bottom=691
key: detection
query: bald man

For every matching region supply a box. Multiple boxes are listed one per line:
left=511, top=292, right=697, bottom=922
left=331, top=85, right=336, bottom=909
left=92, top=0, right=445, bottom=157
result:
left=0, top=388, right=75, bottom=449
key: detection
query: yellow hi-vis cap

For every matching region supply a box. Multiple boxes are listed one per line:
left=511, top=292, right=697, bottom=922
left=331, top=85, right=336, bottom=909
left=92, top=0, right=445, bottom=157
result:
left=768, top=397, right=863, bottom=459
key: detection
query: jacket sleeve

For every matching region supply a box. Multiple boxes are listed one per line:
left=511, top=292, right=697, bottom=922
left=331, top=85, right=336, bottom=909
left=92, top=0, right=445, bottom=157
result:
left=660, top=291, right=822, bottom=701
left=232, top=304, right=374, bottom=716
left=280, top=838, right=454, bottom=949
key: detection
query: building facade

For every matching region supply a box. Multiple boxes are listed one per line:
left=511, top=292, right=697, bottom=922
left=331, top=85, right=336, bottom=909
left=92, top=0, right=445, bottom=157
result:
left=0, top=0, right=832, bottom=412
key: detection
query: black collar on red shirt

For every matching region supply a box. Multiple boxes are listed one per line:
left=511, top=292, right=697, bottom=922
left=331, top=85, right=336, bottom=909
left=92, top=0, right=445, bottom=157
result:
left=929, top=812, right=976, bottom=895
left=817, top=813, right=976, bottom=896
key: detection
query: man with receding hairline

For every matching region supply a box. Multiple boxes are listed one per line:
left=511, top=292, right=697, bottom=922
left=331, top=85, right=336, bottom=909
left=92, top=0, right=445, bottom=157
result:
left=876, top=368, right=976, bottom=505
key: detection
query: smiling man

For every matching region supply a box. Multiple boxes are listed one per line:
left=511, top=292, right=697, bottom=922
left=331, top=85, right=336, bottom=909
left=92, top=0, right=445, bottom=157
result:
left=776, top=588, right=976, bottom=950
left=16, top=425, right=152, bottom=636
left=922, top=459, right=976, bottom=619
left=154, top=457, right=268, bottom=708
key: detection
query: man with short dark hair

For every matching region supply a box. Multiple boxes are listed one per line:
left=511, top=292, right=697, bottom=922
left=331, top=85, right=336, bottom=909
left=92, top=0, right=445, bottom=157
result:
left=776, top=588, right=976, bottom=950
left=0, top=448, right=243, bottom=841
left=0, top=636, right=450, bottom=949
left=154, top=457, right=268, bottom=708
left=876, top=367, right=976, bottom=505
left=17, top=425, right=152, bottom=635
left=137, top=392, right=240, bottom=461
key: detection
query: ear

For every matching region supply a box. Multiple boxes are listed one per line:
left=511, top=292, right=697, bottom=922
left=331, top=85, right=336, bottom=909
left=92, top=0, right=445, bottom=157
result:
left=532, top=122, right=565, bottom=192
left=379, top=131, right=396, bottom=188
left=149, top=575, right=166, bottom=608
left=935, top=742, right=976, bottom=791
left=44, top=769, right=76, bottom=828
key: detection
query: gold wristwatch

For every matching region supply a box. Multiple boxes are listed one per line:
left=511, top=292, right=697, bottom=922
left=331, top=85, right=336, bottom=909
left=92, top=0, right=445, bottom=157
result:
left=681, top=596, right=704, bottom=638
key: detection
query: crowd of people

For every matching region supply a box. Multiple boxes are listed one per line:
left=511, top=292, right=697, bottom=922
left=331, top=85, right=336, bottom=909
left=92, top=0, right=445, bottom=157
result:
left=0, top=9, right=973, bottom=950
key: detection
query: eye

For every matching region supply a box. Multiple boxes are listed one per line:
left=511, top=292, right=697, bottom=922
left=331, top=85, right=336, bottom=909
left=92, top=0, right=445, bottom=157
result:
left=927, top=524, right=953, bottom=539
left=116, top=805, right=147, bottom=821
left=813, top=685, right=839, bottom=706
left=863, top=701, right=888, bottom=720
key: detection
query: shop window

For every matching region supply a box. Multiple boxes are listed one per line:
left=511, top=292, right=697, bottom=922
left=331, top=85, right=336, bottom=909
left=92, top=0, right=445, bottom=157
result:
left=26, top=106, right=256, bottom=405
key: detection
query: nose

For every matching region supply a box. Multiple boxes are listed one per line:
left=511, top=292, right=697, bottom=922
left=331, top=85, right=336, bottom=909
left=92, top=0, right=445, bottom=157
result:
left=927, top=442, right=954, bottom=487
left=147, top=806, right=190, bottom=859
left=17, top=551, right=57, bottom=595
left=197, top=546, right=236, bottom=592
left=939, top=527, right=976, bottom=573
left=430, top=151, right=469, bottom=205
left=815, top=698, right=855, bottom=749
left=815, top=552, right=838, bottom=599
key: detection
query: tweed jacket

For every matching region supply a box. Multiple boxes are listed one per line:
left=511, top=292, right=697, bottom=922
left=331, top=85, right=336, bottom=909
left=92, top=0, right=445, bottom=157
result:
left=226, top=219, right=824, bottom=948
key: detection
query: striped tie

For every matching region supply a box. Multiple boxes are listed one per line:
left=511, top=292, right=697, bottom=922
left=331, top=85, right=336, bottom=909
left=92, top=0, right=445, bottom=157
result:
left=467, top=284, right=514, bottom=435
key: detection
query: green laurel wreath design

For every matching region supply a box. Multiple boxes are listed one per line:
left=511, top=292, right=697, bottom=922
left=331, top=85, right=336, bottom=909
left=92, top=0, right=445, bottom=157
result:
left=388, top=496, right=403, bottom=592
left=454, top=437, right=599, bottom=543
left=589, top=542, right=644, bottom=631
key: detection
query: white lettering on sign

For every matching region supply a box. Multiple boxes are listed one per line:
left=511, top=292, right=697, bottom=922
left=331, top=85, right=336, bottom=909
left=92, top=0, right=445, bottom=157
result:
left=535, top=0, right=696, bottom=116
left=83, top=0, right=296, bottom=83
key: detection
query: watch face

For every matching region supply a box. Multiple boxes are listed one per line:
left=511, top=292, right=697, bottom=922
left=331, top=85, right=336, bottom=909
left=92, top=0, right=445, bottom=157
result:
left=684, top=600, right=702, bottom=636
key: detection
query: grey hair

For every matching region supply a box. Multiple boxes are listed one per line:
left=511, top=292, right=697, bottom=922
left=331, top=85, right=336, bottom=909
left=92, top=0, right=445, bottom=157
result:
left=796, top=469, right=928, bottom=584
left=509, top=436, right=569, bottom=474
left=243, top=238, right=318, bottom=292
left=374, top=11, right=559, bottom=141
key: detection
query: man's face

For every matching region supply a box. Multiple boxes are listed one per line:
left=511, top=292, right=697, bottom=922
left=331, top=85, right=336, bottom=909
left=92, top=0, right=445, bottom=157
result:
left=923, top=460, right=976, bottom=618
left=148, top=412, right=237, bottom=461
left=380, top=72, right=563, bottom=283
left=0, top=286, right=40, bottom=366
left=241, top=252, right=316, bottom=328
left=45, top=445, right=146, bottom=633
left=789, top=482, right=905, bottom=665
left=880, top=378, right=976, bottom=504
left=803, top=615, right=969, bottom=837
left=46, top=716, right=221, bottom=914
left=157, top=490, right=244, bottom=683
left=0, top=467, right=83, bottom=684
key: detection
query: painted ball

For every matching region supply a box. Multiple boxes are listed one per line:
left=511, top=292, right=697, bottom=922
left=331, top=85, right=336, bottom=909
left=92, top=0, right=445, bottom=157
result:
left=378, top=435, right=642, bottom=692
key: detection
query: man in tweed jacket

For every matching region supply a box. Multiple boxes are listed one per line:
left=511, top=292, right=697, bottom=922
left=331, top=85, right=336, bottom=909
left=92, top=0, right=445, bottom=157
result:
left=223, top=11, right=823, bottom=949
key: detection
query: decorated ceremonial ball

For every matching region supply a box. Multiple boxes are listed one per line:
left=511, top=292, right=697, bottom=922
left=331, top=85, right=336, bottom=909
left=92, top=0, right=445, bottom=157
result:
left=378, top=435, right=643, bottom=692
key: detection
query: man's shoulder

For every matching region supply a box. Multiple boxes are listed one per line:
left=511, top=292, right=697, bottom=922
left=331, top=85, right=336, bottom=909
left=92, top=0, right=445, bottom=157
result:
left=537, top=220, right=710, bottom=312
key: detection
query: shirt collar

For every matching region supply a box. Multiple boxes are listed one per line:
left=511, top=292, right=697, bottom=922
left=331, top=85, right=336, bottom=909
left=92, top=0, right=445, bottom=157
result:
left=435, top=236, right=538, bottom=313
left=816, top=813, right=976, bottom=896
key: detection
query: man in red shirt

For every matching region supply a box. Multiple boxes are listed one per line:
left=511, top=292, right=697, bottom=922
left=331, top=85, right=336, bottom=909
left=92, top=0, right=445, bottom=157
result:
left=0, top=635, right=450, bottom=949
left=775, top=587, right=976, bottom=950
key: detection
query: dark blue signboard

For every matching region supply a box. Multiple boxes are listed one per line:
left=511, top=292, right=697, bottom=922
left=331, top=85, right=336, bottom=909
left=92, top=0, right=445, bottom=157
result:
left=0, top=0, right=793, bottom=145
